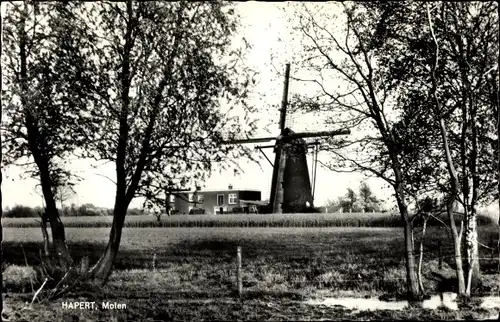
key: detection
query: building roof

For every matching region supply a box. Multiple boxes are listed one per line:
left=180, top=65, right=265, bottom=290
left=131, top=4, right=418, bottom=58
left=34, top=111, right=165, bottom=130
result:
left=239, top=199, right=268, bottom=206
left=179, top=188, right=261, bottom=193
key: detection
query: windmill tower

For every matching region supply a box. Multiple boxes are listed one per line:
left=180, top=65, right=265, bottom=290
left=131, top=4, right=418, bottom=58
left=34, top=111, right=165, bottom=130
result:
left=226, top=64, right=350, bottom=213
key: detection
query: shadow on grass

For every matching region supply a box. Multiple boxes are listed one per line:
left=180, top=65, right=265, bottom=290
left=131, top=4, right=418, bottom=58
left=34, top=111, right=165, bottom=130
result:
left=3, top=241, right=146, bottom=270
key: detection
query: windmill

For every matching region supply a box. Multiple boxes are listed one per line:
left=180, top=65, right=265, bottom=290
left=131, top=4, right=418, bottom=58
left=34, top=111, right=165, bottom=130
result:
left=225, top=63, right=350, bottom=213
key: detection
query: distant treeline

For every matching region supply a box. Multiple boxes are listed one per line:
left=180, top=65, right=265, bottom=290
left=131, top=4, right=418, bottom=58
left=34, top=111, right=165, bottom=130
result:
left=3, top=204, right=144, bottom=218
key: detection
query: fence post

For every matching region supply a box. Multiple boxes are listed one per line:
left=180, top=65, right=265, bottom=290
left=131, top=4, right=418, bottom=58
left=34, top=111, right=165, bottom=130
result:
left=438, top=241, right=442, bottom=269
left=237, top=246, right=242, bottom=298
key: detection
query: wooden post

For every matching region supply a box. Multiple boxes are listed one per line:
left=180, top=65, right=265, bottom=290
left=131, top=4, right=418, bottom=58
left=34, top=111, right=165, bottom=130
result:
left=278, top=63, right=291, bottom=132
left=270, top=63, right=291, bottom=214
left=438, top=241, right=442, bottom=269
left=236, top=246, right=242, bottom=298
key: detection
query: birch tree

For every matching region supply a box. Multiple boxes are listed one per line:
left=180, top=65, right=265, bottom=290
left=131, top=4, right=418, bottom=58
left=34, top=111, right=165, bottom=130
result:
left=426, top=3, right=466, bottom=294
left=287, top=2, right=428, bottom=298
left=388, top=2, right=498, bottom=294
left=427, top=2, right=499, bottom=295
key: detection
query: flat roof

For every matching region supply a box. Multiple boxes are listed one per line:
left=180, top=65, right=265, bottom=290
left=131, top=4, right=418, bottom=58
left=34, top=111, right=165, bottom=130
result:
left=177, top=189, right=261, bottom=193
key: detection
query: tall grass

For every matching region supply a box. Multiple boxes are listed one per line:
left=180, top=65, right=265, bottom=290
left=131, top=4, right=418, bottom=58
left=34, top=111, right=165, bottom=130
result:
left=2, top=212, right=496, bottom=228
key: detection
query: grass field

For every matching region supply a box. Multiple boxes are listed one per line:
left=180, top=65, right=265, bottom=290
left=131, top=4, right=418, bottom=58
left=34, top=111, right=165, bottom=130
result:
left=2, top=211, right=497, bottom=228
left=2, top=225, right=499, bottom=321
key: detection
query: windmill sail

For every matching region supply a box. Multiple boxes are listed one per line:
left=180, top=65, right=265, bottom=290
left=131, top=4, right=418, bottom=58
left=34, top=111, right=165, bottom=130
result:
left=220, top=63, right=350, bottom=214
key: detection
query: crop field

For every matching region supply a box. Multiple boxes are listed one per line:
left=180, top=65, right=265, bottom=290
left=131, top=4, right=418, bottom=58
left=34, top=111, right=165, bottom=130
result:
left=2, top=211, right=497, bottom=228
left=2, top=212, right=401, bottom=228
left=2, top=225, right=499, bottom=321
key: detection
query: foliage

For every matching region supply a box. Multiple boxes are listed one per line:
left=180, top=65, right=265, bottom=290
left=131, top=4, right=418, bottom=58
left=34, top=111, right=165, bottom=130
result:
left=374, top=1, right=499, bottom=293
left=285, top=2, right=430, bottom=201
left=48, top=1, right=261, bottom=282
left=325, top=182, right=382, bottom=213
left=76, top=1, right=258, bottom=211
left=188, top=208, right=206, bottom=215
left=416, top=196, right=441, bottom=215
left=55, top=185, right=76, bottom=209
left=1, top=0, right=100, bottom=269
left=2, top=0, right=259, bottom=283
left=285, top=1, right=499, bottom=298
left=378, top=2, right=499, bottom=206
left=0, top=4, right=4, bottom=318
left=2, top=204, right=144, bottom=218
left=359, top=182, right=380, bottom=212
left=2, top=2, right=95, bottom=197
left=3, top=205, right=43, bottom=218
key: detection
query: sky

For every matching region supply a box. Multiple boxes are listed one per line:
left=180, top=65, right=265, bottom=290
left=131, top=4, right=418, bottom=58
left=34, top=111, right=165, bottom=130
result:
left=1, top=2, right=497, bottom=215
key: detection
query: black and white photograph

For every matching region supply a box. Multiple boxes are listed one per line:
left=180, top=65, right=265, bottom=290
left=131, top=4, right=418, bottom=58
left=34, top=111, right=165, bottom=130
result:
left=0, top=1, right=499, bottom=321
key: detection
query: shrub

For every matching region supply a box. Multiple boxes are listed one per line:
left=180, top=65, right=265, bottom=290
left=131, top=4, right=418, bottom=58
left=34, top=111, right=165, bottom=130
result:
left=231, top=207, right=245, bottom=214
left=189, top=208, right=206, bottom=215
left=476, top=213, right=496, bottom=226
left=3, top=265, right=39, bottom=293
left=3, top=205, right=38, bottom=218
left=127, top=208, right=143, bottom=216
left=77, top=205, right=101, bottom=216
left=257, top=205, right=270, bottom=214
left=304, top=207, right=322, bottom=214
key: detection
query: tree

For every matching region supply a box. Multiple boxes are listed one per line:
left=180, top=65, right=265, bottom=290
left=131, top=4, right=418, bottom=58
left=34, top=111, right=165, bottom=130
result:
left=325, top=184, right=381, bottom=213
left=288, top=1, right=498, bottom=298
left=429, top=2, right=498, bottom=293
left=359, top=181, right=380, bottom=212
left=1, top=3, right=4, bottom=316
left=384, top=2, right=499, bottom=294
left=345, top=188, right=359, bottom=212
left=497, top=19, right=500, bottom=284
left=324, top=187, right=360, bottom=213
left=426, top=3, right=466, bottom=293
left=324, top=198, right=340, bottom=212
left=55, top=184, right=76, bottom=211
left=287, top=2, right=428, bottom=298
left=2, top=1, right=96, bottom=268
left=72, top=1, right=257, bottom=284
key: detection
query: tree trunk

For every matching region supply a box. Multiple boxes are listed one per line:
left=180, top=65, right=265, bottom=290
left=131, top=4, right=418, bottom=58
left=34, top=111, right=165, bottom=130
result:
left=39, top=165, right=72, bottom=268
left=403, top=214, right=420, bottom=299
left=395, top=190, right=420, bottom=299
left=90, top=0, right=134, bottom=286
left=465, top=206, right=480, bottom=294
left=438, top=116, right=466, bottom=295
left=19, top=0, right=72, bottom=270
left=417, top=217, right=428, bottom=294
left=427, top=5, right=467, bottom=295
left=464, top=92, right=481, bottom=294
left=45, top=203, right=72, bottom=268
left=91, top=198, right=129, bottom=285
left=448, top=204, right=466, bottom=294
left=40, top=217, right=50, bottom=258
